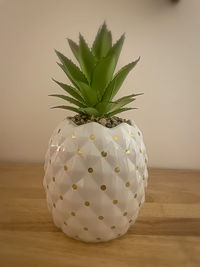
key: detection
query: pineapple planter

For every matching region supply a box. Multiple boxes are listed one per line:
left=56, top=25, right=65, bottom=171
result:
left=43, top=23, right=148, bottom=243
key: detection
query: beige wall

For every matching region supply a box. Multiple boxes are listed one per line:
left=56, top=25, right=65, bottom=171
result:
left=1, top=0, right=200, bottom=169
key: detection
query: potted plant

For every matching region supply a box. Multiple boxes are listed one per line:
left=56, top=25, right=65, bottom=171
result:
left=43, top=22, right=148, bottom=243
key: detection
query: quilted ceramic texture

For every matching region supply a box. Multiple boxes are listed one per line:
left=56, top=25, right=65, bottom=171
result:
left=43, top=119, right=148, bottom=243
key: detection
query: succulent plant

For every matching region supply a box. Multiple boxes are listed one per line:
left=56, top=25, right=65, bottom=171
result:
left=50, top=22, right=142, bottom=118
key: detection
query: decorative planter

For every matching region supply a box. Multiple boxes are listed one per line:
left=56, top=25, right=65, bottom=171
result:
left=43, top=118, right=148, bottom=242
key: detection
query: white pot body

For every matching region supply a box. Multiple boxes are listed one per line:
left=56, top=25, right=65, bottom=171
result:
left=43, top=119, right=148, bottom=243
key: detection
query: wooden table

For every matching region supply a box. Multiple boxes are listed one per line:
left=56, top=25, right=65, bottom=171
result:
left=0, top=163, right=200, bottom=267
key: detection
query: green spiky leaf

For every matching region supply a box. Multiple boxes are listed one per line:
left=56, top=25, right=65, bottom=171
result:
left=107, top=107, right=137, bottom=117
left=102, top=58, right=140, bottom=102
left=115, top=93, right=143, bottom=102
left=95, top=101, right=113, bottom=116
left=108, top=97, right=136, bottom=113
left=79, top=107, right=99, bottom=116
left=55, top=50, right=87, bottom=88
left=108, top=31, right=112, bottom=47
left=79, top=34, right=96, bottom=82
left=106, top=34, right=125, bottom=72
left=92, top=22, right=112, bottom=59
left=49, top=94, right=86, bottom=108
left=78, top=82, right=98, bottom=106
left=91, top=54, right=116, bottom=99
left=67, top=39, right=80, bottom=62
left=51, top=105, right=83, bottom=114
left=52, top=78, right=85, bottom=103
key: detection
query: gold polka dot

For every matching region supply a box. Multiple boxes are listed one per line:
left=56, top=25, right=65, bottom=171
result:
left=134, top=193, right=137, bottom=198
left=139, top=148, right=142, bottom=153
left=113, top=200, right=118, bottom=205
left=83, top=227, right=88, bottom=231
left=71, top=212, right=76, bottom=216
left=75, top=235, right=79, bottom=239
left=129, top=219, right=132, bottom=223
left=77, top=149, right=82, bottom=155
left=138, top=131, right=141, bottom=136
left=71, top=132, right=75, bottom=138
left=64, top=222, right=67, bottom=225
left=114, top=167, right=120, bottom=173
left=100, top=185, right=106, bottom=191
left=64, top=165, right=68, bottom=171
left=53, top=203, right=56, bottom=208
left=96, top=237, right=101, bottom=240
left=60, top=195, right=63, bottom=200
left=135, top=165, right=139, bottom=171
left=123, top=211, right=127, bottom=216
left=126, top=149, right=130, bottom=155
left=101, top=151, right=107, bottom=157
left=52, top=177, right=55, bottom=182
left=57, top=146, right=61, bottom=152
left=130, top=132, right=134, bottom=137
left=58, top=129, right=61, bottom=133
left=98, top=216, right=104, bottom=220
left=72, top=184, right=77, bottom=190
left=85, top=201, right=90, bottom=206
left=126, top=182, right=130, bottom=187
left=111, top=226, right=116, bottom=229
left=90, top=134, right=95, bottom=140
left=88, top=168, right=93, bottom=173
left=118, top=233, right=121, bottom=236
left=113, top=136, right=118, bottom=140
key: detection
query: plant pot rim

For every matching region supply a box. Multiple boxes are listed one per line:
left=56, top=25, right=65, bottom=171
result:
left=66, top=117, right=135, bottom=131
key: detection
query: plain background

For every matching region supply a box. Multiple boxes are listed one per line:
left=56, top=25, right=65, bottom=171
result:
left=0, top=0, right=200, bottom=169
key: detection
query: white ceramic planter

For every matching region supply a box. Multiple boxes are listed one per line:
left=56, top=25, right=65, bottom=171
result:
left=43, top=118, right=148, bottom=242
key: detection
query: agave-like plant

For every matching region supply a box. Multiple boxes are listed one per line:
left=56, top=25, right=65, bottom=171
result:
left=51, top=22, right=142, bottom=117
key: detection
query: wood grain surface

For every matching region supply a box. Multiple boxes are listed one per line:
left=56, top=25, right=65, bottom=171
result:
left=0, top=162, right=200, bottom=267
